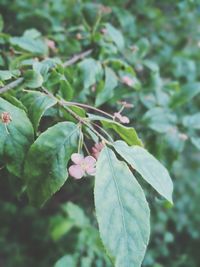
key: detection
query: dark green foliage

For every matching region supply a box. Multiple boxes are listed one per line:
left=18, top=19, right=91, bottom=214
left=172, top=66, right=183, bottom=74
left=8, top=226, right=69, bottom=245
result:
left=0, top=0, right=200, bottom=266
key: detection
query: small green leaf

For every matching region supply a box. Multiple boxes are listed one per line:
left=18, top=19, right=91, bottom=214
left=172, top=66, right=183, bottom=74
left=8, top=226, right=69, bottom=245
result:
left=79, top=58, right=102, bottom=90
left=191, top=137, right=200, bottom=150
left=95, top=147, right=150, bottom=267
left=50, top=215, right=74, bottom=241
left=114, top=140, right=173, bottom=203
left=24, top=70, right=43, bottom=88
left=0, top=70, right=13, bottom=81
left=54, top=255, right=76, bottom=267
left=136, top=38, right=150, bottom=58
left=0, top=14, right=4, bottom=32
left=183, top=113, right=200, bottom=130
left=60, top=79, right=74, bottom=101
left=0, top=70, right=20, bottom=81
left=24, top=122, right=79, bottom=207
left=95, top=67, right=118, bottom=107
left=21, top=91, right=57, bottom=131
left=10, top=29, right=48, bottom=55
left=0, top=97, right=34, bottom=176
left=105, top=23, right=125, bottom=51
left=62, top=202, right=89, bottom=228
left=170, top=82, right=200, bottom=108
left=88, top=114, right=143, bottom=146
left=142, top=107, right=177, bottom=133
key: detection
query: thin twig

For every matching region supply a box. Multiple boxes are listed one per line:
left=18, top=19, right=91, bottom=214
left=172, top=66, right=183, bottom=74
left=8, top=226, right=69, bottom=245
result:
left=63, top=49, right=93, bottom=67
left=91, top=121, right=114, bottom=142
left=0, top=77, right=24, bottom=94
left=41, top=87, right=111, bottom=143
left=0, top=49, right=92, bottom=94
left=63, top=100, right=114, bottom=119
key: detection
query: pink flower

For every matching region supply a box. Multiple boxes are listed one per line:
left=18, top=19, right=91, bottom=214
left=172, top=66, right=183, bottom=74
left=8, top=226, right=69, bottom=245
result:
left=114, top=112, right=130, bottom=124
left=69, top=153, right=96, bottom=179
left=92, top=142, right=105, bottom=159
left=122, top=76, right=134, bottom=87
left=1, top=112, right=12, bottom=124
left=46, top=39, right=57, bottom=52
left=100, top=28, right=108, bottom=35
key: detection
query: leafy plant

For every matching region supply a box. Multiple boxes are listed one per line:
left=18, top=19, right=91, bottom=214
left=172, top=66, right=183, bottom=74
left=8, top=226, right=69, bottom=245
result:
left=0, top=0, right=200, bottom=266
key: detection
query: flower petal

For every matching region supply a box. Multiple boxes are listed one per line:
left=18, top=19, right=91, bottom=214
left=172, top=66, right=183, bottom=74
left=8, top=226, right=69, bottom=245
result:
left=71, top=153, right=84, bottom=164
left=69, top=164, right=85, bottom=179
left=86, top=166, right=96, bottom=176
left=84, top=156, right=96, bottom=167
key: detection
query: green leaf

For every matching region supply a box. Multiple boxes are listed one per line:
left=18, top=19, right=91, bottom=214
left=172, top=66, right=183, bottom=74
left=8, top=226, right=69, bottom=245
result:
left=136, top=38, right=150, bottom=58
left=0, top=70, right=13, bottom=81
left=183, top=113, right=200, bottom=129
left=24, top=122, right=79, bottom=207
left=54, top=255, right=76, bottom=267
left=79, top=58, right=102, bottom=90
left=21, top=91, right=57, bottom=131
left=94, top=147, right=150, bottom=267
left=0, top=97, right=34, bottom=176
left=142, top=107, right=177, bottom=133
left=114, top=141, right=173, bottom=203
left=95, top=67, right=118, bottom=107
left=10, top=29, right=48, bottom=55
left=170, top=82, right=200, bottom=108
left=50, top=215, right=74, bottom=241
left=60, top=79, right=74, bottom=101
left=0, top=14, right=4, bottom=32
left=191, top=137, right=200, bottom=150
left=0, top=70, right=20, bottom=81
left=105, top=23, right=125, bottom=51
left=2, top=95, right=27, bottom=112
left=24, top=70, right=43, bottom=88
left=62, top=202, right=89, bottom=228
left=88, top=114, right=143, bottom=146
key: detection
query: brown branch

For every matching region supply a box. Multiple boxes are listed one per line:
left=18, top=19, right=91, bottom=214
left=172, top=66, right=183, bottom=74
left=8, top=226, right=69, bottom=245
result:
left=0, top=77, right=24, bottom=94
left=0, top=49, right=93, bottom=94
left=63, top=49, right=93, bottom=67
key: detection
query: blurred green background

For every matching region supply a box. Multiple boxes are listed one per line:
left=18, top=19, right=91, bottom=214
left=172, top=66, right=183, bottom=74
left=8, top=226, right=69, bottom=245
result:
left=0, top=0, right=200, bottom=266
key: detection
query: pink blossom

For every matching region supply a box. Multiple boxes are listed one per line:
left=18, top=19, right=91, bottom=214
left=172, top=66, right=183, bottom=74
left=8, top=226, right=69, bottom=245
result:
left=100, top=28, right=108, bottom=35
left=1, top=112, right=12, bottom=124
left=122, top=76, right=134, bottom=87
left=69, top=153, right=96, bottom=179
left=114, top=112, right=130, bottom=124
left=92, top=142, right=105, bottom=159
left=46, top=39, right=57, bottom=52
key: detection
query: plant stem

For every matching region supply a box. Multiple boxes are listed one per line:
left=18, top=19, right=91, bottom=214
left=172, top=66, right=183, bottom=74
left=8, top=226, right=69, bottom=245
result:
left=42, top=87, right=110, bottom=143
left=63, top=100, right=114, bottom=119
left=0, top=49, right=92, bottom=94
left=0, top=77, right=24, bottom=94
left=63, top=49, right=93, bottom=67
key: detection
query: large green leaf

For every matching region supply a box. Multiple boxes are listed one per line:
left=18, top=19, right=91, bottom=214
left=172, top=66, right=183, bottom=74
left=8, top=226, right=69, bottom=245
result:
left=95, top=67, right=118, bottom=107
left=21, top=91, right=57, bottom=131
left=114, top=141, right=173, bottom=203
left=88, top=114, right=143, bottom=146
left=24, top=122, right=79, bottom=207
left=95, top=147, right=150, bottom=267
left=0, top=97, right=34, bottom=176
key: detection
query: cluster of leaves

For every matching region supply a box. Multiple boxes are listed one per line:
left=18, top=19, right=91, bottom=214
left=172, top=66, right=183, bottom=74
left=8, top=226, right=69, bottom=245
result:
left=0, top=0, right=200, bottom=266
